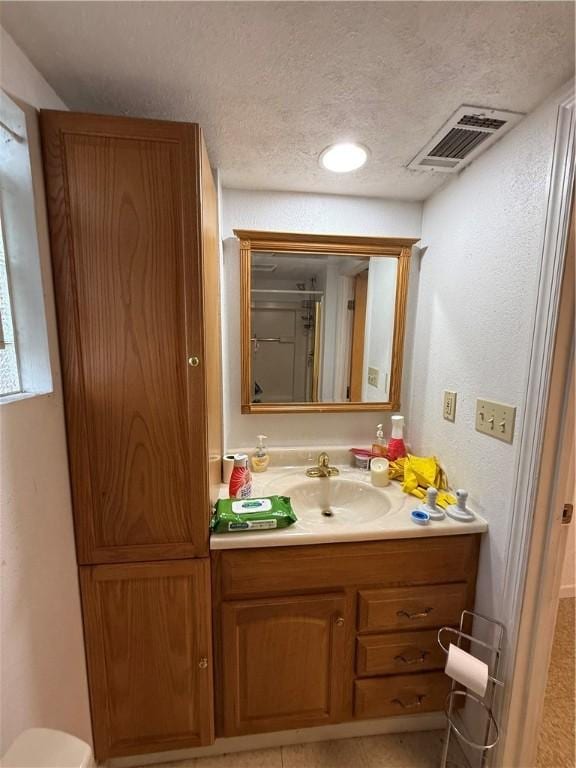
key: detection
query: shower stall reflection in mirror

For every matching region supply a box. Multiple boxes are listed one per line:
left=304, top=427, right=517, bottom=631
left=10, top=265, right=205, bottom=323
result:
left=250, top=265, right=356, bottom=405
left=250, top=290, right=324, bottom=404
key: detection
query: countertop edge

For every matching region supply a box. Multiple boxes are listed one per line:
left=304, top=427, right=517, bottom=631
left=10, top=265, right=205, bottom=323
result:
left=210, top=521, right=488, bottom=550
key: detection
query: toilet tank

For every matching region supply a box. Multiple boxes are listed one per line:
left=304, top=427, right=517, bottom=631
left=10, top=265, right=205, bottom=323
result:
left=1, top=728, right=94, bottom=768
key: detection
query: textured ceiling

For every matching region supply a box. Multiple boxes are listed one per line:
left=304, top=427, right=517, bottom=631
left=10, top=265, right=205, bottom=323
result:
left=1, top=1, right=574, bottom=200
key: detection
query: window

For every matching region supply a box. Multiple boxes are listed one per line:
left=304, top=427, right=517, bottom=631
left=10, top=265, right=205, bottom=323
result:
left=0, top=213, right=20, bottom=395
left=0, top=89, right=52, bottom=401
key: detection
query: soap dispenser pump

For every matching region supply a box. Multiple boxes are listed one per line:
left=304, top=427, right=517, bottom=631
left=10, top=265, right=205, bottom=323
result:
left=251, top=434, right=270, bottom=473
left=372, top=424, right=387, bottom=457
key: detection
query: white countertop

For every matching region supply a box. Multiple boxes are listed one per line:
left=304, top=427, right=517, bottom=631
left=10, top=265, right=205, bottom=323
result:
left=210, top=464, right=488, bottom=550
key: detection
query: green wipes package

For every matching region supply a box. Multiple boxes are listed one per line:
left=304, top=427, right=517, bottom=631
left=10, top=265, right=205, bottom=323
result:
left=210, top=496, right=297, bottom=533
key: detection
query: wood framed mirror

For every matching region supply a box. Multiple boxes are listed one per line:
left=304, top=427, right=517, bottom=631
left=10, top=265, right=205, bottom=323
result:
left=236, top=230, right=419, bottom=413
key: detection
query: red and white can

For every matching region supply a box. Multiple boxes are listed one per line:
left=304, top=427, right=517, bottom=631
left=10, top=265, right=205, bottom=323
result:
left=228, top=454, right=253, bottom=499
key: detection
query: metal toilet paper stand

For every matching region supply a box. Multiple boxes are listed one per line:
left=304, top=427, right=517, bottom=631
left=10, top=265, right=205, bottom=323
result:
left=437, top=610, right=505, bottom=768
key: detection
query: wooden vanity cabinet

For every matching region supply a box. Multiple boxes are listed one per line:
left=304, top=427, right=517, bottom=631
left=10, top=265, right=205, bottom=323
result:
left=41, top=111, right=222, bottom=760
left=212, top=535, right=480, bottom=737
left=40, top=110, right=221, bottom=565
left=80, top=560, right=214, bottom=758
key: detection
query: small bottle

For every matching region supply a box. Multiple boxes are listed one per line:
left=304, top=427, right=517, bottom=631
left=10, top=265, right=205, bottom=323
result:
left=372, top=424, right=387, bottom=457
left=387, top=415, right=407, bottom=461
left=251, top=434, right=270, bottom=473
left=229, top=454, right=253, bottom=499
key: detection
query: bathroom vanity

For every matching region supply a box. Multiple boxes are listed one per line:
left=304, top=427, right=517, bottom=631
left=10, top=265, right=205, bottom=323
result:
left=212, top=536, right=480, bottom=736
left=40, top=109, right=486, bottom=763
left=211, top=463, right=485, bottom=739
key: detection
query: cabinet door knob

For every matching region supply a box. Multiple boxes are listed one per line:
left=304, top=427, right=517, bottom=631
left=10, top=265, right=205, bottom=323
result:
left=198, top=657, right=208, bottom=669
left=335, top=616, right=345, bottom=626
left=188, top=356, right=200, bottom=367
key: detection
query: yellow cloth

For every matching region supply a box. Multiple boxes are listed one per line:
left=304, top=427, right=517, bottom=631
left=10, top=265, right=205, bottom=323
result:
left=389, top=454, right=456, bottom=508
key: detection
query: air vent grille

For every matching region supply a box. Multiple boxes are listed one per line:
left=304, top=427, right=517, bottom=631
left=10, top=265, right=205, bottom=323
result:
left=428, top=128, right=490, bottom=160
left=408, top=105, right=524, bottom=173
left=458, top=114, right=507, bottom=130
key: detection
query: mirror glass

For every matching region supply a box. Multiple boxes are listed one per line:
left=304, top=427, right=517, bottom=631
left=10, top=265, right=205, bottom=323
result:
left=250, top=252, right=398, bottom=404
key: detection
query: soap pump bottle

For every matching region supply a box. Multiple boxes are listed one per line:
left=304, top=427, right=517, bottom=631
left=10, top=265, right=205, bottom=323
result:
left=387, top=415, right=407, bottom=461
left=251, top=434, right=270, bottom=473
left=372, top=424, right=387, bottom=457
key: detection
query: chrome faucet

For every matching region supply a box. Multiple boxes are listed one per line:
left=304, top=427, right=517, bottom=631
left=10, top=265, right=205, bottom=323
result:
left=306, top=452, right=340, bottom=478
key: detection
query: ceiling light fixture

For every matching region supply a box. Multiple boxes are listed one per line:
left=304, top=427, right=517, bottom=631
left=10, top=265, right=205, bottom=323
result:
left=319, top=142, right=369, bottom=173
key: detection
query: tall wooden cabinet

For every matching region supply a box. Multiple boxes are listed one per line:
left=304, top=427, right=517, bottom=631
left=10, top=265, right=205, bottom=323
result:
left=41, top=111, right=221, bottom=759
left=41, top=111, right=221, bottom=565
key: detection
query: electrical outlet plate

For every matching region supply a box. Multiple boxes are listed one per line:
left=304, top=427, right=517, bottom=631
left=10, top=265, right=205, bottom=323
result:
left=367, top=367, right=379, bottom=388
left=443, top=391, right=457, bottom=422
left=475, top=399, right=516, bottom=444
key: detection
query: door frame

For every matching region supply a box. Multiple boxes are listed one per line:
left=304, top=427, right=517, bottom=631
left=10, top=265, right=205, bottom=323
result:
left=498, top=86, right=574, bottom=766
left=349, top=269, right=369, bottom=401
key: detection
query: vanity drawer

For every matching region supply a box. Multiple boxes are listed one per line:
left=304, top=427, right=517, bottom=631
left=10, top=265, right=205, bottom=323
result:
left=354, top=672, right=451, bottom=719
left=215, top=537, right=480, bottom=600
left=357, top=582, right=468, bottom=633
left=356, top=630, right=446, bottom=677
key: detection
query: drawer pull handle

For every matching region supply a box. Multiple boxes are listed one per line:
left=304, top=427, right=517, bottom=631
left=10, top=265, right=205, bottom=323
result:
left=335, top=616, right=345, bottom=626
left=392, top=694, right=425, bottom=709
left=396, top=607, right=433, bottom=620
left=198, top=657, right=208, bottom=669
left=394, top=651, right=430, bottom=665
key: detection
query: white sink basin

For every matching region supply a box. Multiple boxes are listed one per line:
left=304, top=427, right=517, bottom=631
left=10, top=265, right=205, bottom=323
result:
left=213, top=461, right=489, bottom=550
left=260, top=472, right=392, bottom=529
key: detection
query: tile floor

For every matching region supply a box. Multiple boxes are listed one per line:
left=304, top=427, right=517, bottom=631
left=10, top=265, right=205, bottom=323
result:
left=148, top=730, right=447, bottom=768
left=536, top=597, right=576, bottom=768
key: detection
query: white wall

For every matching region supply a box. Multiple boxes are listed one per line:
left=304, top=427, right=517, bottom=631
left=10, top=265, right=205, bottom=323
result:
left=0, top=28, right=92, bottom=752
left=408, top=83, right=572, bottom=620
left=220, top=189, right=422, bottom=449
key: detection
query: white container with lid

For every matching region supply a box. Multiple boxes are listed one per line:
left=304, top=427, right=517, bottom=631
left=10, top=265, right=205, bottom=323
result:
left=2, top=728, right=94, bottom=768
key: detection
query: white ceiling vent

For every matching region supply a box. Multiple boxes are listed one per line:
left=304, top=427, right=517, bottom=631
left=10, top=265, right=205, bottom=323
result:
left=408, top=106, right=524, bottom=173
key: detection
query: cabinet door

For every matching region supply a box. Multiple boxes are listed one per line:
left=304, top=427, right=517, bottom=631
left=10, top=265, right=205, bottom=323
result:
left=80, top=559, right=213, bottom=759
left=41, top=111, right=211, bottom=563
left=221, top=593, right=349, bottom=736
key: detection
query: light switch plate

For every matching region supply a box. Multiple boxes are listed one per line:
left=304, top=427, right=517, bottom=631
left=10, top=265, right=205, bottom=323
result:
left=443, top=391, right=457, bottom=422
left=475, top=399, right=516, bottom=443
left=367, top=367, right=379, bottom=388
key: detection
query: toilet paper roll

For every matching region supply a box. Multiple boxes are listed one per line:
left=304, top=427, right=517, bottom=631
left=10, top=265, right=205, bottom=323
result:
left=222, top=454, right=236, bottom=484
left=445, top=643, right=489, bottom=697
